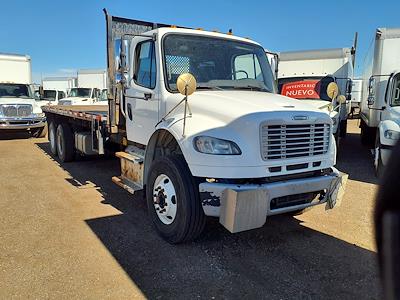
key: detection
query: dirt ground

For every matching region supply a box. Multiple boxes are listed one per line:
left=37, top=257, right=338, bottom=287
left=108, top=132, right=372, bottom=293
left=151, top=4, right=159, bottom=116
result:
left=0, top=119, right=381, bottom=299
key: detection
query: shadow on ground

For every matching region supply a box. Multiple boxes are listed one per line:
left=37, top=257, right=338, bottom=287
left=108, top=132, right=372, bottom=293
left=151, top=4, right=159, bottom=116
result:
left=336, top=132, right=378, bottom=185
left=35, top=141, right=380, bottom=299
left=0, top=130, right=33, bottom=140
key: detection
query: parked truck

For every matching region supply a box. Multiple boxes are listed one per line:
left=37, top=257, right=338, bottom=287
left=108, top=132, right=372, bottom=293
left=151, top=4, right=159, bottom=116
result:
left=350, top=78, right=363, bottom=116
left=42, top=11, right=347, bottom=243
left=58, top=70, right=106, bottom=105
left=39, top=76, right=76, bottom=105
left=360, top=28, right=400, bottom=176
left=0, top=53, right=46, bottom=137
left=277, top=48, right=355, bottom=143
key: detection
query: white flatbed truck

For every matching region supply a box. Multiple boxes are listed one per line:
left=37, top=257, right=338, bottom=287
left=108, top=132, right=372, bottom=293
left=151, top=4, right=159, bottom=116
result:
left=42, top=11, right=347, bottom=243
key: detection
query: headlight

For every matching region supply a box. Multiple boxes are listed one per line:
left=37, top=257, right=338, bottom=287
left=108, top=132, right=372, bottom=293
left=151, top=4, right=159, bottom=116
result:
left=193, top=136, right=241, bottom=155
left=384, top=130, right=400, bottom=140
left=34, top=113, right=45, bottom=118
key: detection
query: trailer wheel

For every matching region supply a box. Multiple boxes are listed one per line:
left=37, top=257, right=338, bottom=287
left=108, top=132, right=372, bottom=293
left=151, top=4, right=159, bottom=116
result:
left=48, top=122, right=58, bottom=156
left=32, top=125, right=48, bottom=138
left=56, top=123, right=74, bottom=162
left=339, top=119, right=347, bottom=138
left=146, top=155, right=206, bottom=244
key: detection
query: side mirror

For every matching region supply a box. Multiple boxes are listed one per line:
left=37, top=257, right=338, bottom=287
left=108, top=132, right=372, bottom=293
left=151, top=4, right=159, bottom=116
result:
left=327, top=82, right=339, bottom=100
left=337, top=95, right=347, bottom=104
left=368, top=96, right=375, bottom=106
left=177, top=73, right=197, bottom=96
left=368, top=77, right=376, bottom=96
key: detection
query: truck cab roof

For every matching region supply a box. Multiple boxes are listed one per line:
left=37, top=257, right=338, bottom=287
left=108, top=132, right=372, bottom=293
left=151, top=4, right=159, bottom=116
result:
left=142, top=27, right=262, bottom=47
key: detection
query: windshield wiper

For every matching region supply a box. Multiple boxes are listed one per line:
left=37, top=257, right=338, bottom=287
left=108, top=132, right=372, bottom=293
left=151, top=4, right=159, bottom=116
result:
left=231, top=86, right=271, bottom=92
left=196, top=85, right=224, bottom=91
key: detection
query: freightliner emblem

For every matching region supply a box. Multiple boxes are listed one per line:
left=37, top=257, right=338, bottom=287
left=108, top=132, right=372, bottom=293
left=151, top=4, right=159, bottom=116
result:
left=292, top=115, right=309, bottom=121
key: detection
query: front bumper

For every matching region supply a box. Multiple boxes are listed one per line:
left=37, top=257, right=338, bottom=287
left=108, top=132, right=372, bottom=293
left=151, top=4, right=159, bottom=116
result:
left=199, top=167, right=347, bottom=232
left=0, top=117, right=46, bottom=130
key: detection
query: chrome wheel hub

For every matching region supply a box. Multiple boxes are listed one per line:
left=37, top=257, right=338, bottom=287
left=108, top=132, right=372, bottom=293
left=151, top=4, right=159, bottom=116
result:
left=153, top=174, right=177, bottom=225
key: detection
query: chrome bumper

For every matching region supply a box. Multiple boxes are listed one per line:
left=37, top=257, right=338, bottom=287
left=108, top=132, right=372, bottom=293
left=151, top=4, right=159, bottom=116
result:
left=199, top=167, right=348, bottom=218
left=0, top=117, right=46, bottom=130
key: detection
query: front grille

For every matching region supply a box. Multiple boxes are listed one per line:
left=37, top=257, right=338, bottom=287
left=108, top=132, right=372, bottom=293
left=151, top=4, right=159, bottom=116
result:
left=1, top=104, right=33, bottom=117
left=261, top=123, right=330, bottom=160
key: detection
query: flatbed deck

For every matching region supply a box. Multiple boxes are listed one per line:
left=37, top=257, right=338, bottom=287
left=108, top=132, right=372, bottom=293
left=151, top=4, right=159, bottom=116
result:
left=42, top=105, right=108, bottom=121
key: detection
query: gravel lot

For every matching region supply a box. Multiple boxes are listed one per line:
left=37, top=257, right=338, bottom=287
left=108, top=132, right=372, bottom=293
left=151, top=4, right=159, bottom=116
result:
left=0, top=119, right=381, bottom=299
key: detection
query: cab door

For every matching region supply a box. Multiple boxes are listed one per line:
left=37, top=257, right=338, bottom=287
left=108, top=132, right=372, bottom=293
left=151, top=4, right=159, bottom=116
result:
left=125, top=38, right=160, bottom=145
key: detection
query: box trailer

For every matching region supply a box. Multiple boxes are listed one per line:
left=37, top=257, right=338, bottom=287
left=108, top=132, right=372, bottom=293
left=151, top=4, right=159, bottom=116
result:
left=360, top=28, right=400, bottom=176
left=0, top=53, right=46, bottom=136
left=42, top=11, right=347, bottom=243
left=277, top=48, right=355, bottom=144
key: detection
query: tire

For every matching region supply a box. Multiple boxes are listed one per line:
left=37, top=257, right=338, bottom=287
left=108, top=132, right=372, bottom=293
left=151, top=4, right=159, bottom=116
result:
left=56, top=123, right=75, bottom=162
left=339, top=119, right=347, bottom=138
left=146, top=155, right=206, bottom=244
left=374, top=132, right=384, bottom=178
left=48, top=122, right=58, bottom=156
left=32, top=125, right=48, bottom=138
left=360, top=120, right=374, bottom=146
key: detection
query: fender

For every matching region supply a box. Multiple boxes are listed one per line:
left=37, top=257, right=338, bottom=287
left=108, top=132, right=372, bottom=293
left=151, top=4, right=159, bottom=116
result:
left=379, top=120, right=400, bottom=146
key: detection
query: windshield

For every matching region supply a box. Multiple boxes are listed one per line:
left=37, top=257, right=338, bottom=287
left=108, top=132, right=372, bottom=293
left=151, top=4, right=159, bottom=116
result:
left=163, top=34, right=276, bottom=93
left=0, top=83, right=31, bottom=98
left=43, top=90, right=57, bottom=101
left=278, top=77, right=334, bottom=101
left=69, top=88, right=91, bottom=98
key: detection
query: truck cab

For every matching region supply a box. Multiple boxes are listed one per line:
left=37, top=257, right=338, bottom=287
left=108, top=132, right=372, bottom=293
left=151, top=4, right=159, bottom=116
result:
left=0, top=53, right=46, bottom=137
left=360, top=28, right=400, bottom=176
left=36, top=89, right=66, bottom=106
left=277, top=49, right=354, bottom=143
left=58, top=87, right=99, bottom=105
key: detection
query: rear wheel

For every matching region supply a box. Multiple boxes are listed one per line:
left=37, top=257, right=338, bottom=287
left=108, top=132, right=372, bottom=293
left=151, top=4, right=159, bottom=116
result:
left=360, top=119, right=374, bottom=146
left=146, top=155, right=206, bottom=244
left=48, top=122, right=57, bottom=156
left=56, top=123, right=74, bottom=162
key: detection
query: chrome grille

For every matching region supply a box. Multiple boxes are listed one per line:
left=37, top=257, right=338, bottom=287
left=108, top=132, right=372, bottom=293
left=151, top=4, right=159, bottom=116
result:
left=261, top=123, right=330, bottom=160
left=1, top=104, right=33, bottom=117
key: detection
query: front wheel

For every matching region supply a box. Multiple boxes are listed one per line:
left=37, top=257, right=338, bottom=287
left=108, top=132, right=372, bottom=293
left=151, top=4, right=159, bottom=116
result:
left=146, top=155, right=206, bottom=244
left=374, top=132, right=384, bottom=178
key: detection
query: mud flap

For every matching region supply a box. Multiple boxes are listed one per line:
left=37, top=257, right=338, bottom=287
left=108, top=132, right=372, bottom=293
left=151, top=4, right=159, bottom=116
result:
left=326, top=172, right=348, bottom=209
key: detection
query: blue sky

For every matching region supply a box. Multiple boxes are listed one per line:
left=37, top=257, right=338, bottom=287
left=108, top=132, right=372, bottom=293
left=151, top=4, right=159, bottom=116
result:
left=1, top=0, right=399, bottom=83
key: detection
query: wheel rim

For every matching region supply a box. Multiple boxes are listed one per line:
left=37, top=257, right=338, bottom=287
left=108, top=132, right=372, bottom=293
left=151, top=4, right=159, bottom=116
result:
left=153, top=174, right=177, bottom=225
left=57, top=128, right=63, bottom=157
left=50, top=125, right=56, bottom=151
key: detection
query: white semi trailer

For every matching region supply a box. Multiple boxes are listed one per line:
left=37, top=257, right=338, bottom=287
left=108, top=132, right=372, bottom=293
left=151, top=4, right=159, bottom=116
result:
left=277, top=48, right=355, bottom=142
left=42, top=11, right=347, bottom=243
left=0, top=53, right=46, bottom=137
left=360, top=28, right=400, bottom=176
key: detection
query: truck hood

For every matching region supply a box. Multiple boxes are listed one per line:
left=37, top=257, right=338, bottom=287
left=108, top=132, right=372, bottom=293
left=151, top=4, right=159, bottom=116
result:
left=0, top=97, right=43, bottom=114
left=174, top=91, right=328, bottom=122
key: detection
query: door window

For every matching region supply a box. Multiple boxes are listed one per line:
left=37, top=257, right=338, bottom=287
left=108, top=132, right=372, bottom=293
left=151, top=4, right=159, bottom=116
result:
left=233, top=54, right=263, bottom=81
left=134, top=41, right=156, bottom=89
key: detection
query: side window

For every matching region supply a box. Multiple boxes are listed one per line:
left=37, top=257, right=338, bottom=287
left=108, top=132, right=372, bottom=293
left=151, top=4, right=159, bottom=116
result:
left=58, top=91, right=65, bottom=99
left=233, top=54, right=263, bottom=81
left=134, top=41, right=156, bottom=89
left=391, top=74, right=400, bottom=107
left=92, top=88, right=99, bottom=98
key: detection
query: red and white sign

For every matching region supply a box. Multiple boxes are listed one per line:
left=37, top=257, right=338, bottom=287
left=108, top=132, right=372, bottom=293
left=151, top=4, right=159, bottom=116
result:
left=281, top=80, right=320, bottom=99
